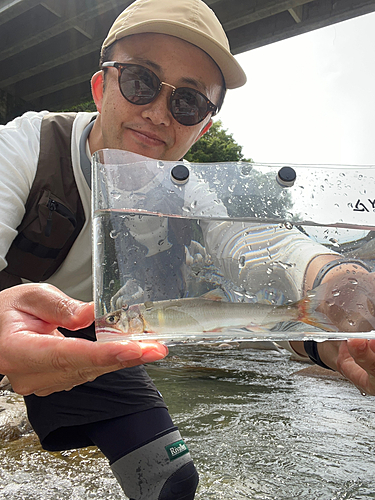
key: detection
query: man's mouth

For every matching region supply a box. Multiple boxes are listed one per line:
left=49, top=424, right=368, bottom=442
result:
left=130, top=128, right=166, bottom=146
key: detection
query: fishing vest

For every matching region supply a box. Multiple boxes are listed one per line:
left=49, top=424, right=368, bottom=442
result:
left=0, top=112, right=86, bottom=291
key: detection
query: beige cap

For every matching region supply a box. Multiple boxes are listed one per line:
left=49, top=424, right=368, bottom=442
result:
left=101, top=0, right=247, bottom=89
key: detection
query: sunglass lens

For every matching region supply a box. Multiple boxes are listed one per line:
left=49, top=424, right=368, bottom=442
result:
left=171, top=88, right=208, bottom=126
left=119, top=65, right=159, bottom=104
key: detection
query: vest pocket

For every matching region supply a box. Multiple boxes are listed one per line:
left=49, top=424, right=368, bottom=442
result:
left=44, top=195, right=77, bottom=239
left=23, top=190, right=77, bottom=249
left=5, top=190, right=79, bottom=281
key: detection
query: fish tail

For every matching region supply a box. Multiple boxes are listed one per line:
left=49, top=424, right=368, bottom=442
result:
left=296, top=292, right=337, bottom=332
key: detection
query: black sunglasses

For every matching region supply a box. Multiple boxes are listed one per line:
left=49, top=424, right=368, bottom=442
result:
left=101, top=62, right=218, bottom=126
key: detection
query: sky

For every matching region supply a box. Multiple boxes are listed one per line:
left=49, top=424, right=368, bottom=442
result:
left=218, top=10, right=375, bottom=166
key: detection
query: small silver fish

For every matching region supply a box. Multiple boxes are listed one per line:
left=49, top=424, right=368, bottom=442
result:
left=95, top=288, right=340, bottom=343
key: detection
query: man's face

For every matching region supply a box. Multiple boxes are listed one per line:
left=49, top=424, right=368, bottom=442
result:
left=92, top=33, right=223, bottom=161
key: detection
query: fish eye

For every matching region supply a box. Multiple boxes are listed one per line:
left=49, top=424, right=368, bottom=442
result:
left=106, top=314, right=119, bottom=325
left=121, top=304, right=129, bottom=311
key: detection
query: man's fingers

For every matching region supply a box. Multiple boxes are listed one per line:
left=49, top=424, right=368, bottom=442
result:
left=338, top=340, right=375, bottom=395
left=346, top=339, right=375, bottom=371
left=6, top=336, right=168, bottom=395
left=1, top=283, right=95, bottom=331
left=4, top=333, right=167, bottom=373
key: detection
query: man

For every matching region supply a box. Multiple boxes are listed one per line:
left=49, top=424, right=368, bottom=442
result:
left=0, top=0, right=374, bottom=498
left=0, top=1, right=244, bottom=498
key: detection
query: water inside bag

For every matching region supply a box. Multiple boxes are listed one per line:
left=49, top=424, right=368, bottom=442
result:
left=92, top=150, right=375, bottom=344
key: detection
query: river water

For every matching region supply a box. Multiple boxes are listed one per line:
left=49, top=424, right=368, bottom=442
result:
left=1, top=345, right=375, bottom=500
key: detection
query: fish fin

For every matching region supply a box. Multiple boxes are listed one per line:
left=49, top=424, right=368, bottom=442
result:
left=296, top=291, right=338, bottom=332
left=244, top=324, right=273, bottom=332
left=201, top=288, right=229, bottom=302
left=223, top=324, right=271, bottom=333
left=203, top=327, right=227, bottom=333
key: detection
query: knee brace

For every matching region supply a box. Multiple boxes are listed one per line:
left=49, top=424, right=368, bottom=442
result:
left=110, top=429, right=199, bottom=500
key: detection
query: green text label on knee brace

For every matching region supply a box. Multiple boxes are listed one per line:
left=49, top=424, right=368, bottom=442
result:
left=165, top=440, right=189, bottom=461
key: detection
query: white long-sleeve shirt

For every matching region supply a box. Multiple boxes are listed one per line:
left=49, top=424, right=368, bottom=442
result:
left=0, top=111, right=93, bottom=300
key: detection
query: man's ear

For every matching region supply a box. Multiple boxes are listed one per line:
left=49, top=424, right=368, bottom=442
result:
left=91, top=71, right=104, bottom=113
left=194, top=119, right=213, bottom=143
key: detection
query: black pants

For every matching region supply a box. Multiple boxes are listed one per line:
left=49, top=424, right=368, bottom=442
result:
left=24, top=324, right=168, bottom=451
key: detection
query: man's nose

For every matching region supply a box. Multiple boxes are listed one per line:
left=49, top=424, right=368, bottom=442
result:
left=141, top=84, right=173, bottom=126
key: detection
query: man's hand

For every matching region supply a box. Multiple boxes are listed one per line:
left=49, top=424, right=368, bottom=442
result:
left=336, top=339, right=375, bottom=395
left=300, top=338, right=375, bottom=396
left=313, top=269, right=375, bottom=396
left=314, top=271, right=375, bottom=332
left=0, top=283, right=168, bottom=397
left=292, top=269, right=375, bottom=395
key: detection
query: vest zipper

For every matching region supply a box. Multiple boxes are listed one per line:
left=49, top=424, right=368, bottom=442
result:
left=45, top=198, right=77, bottom=237
left=45, top=199, right=57, bottom=237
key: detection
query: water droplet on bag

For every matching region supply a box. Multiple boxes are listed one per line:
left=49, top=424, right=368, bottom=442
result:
left=110, top=230, right=120, bottom=239
left=241, top=165, right=252, bottom=176
left=239, top=255, right=246, bottom=268
left=329, top=238, right=340, bottom=247
left=110, top=190, right=121, bottom=200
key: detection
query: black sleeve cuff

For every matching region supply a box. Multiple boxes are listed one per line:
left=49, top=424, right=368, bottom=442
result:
left=304, top=340, right=334, bottom=371
left=312, top=258, right=371, bottom=290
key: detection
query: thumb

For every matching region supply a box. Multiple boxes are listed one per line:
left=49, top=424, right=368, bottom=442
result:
left=1, top=283, right=95, bottom=332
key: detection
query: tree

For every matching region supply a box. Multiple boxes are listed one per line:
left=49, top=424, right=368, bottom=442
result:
left=182, top=120, right=295, bottom=219
left=59, top=100, right=97, bottom=113
left=184, top=119, right=252, bottom=163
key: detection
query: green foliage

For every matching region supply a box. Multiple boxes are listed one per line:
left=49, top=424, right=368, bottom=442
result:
left=183, top=120, right=294, bottom=219
left=59, top=100, right=97, bottom=113
left=184, top=120, right=252, bottom=163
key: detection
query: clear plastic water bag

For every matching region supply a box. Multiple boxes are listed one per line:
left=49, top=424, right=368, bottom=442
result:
left=92, top=149, right=375, bottom=344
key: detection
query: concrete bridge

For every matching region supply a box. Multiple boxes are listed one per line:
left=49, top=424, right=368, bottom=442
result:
left=1, top=0, right=375, bottom=123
